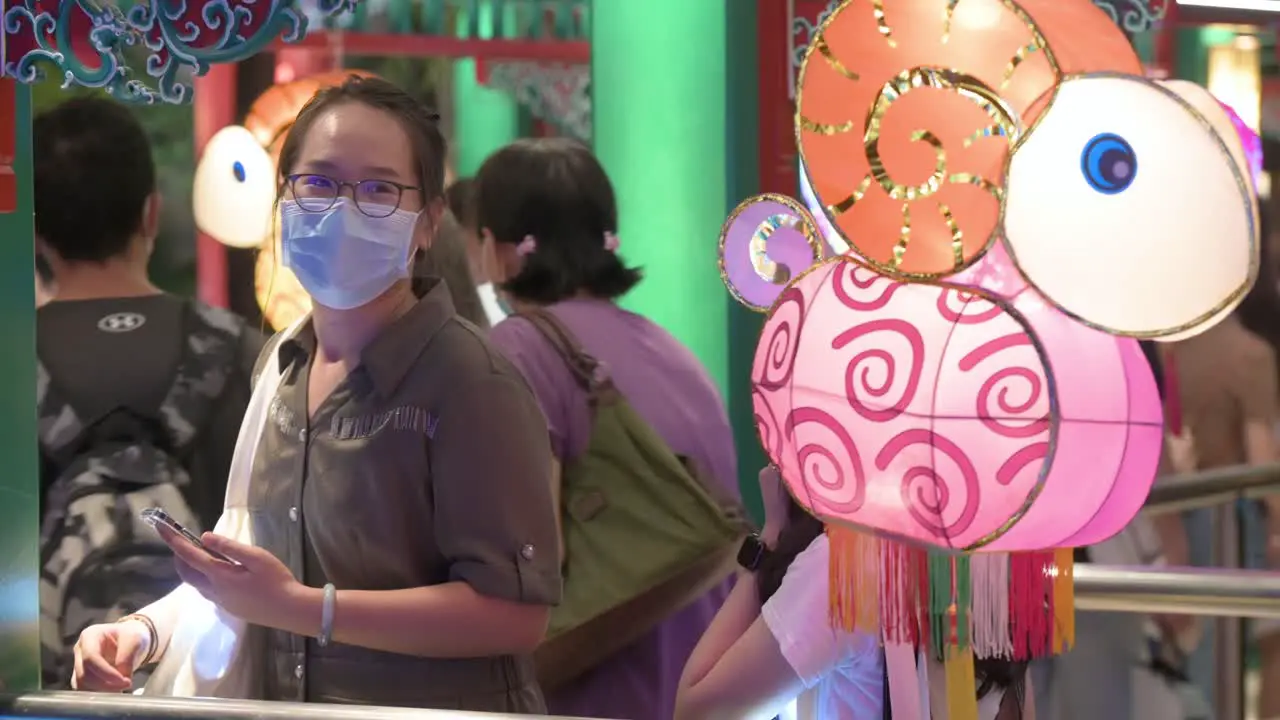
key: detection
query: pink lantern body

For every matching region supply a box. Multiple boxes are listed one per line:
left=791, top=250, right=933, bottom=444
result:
left=753, top=249, right=1163, bottom=551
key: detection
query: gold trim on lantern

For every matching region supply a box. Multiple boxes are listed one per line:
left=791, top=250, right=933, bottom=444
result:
left=719, top=193, right=827, bottom=313
left=794, top=0, right=1064, bottom=282
left=997, top=71, right=1259, bottom=340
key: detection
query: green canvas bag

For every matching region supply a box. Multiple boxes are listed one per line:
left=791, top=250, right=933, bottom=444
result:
left=521, top=309, right=750, bottom=690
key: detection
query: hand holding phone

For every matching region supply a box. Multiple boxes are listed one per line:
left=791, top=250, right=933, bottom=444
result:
left=141, top=507, right=241, bottom=565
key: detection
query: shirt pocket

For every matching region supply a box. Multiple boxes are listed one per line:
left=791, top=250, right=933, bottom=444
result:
left=303, top=418, right=440, bottom=589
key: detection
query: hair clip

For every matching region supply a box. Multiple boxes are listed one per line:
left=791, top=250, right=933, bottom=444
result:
left=604, top=232, right=620, bottom=253
left=516, top=235, right=538, bottom=257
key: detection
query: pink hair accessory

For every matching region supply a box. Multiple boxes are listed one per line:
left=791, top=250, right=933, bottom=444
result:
left=515, top=235, right=537, bottom=257
left=604, top=232, right=620, bottom=252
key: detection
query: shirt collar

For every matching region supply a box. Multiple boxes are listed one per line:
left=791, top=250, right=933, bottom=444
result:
left=277, top=279, right=457, bottom=397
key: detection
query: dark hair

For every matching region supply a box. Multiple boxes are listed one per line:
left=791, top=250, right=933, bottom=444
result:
left=474, top=137, right=642, bottom=305
left=276, top=75, right=447, bottom=298
left=33, top=96, right=156, bottom=263
left=419, top=213, right=488, bottom=329
left=758, top=496, right=1027, bottom=719
left=1238, top=201, right=1280, bottom=369
left=445, top=177, right=477, bottom=231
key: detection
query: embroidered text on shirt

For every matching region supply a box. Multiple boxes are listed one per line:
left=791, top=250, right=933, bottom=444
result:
left=330, top=406, right=438, bottom=441
left=269, top=396, right=299, bottom=438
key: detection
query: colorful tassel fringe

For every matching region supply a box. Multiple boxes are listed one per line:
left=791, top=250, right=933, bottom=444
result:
left=827, top=526, right=880, bottom=634
left=826, top=528, right=1077, bottom=715
left=1052, top=547, right=1075, bottom=653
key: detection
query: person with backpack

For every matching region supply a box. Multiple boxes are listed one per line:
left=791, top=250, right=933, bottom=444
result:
left=32, top=97, right=266, bottom=688
left=480, top=137, right=746, bottom=720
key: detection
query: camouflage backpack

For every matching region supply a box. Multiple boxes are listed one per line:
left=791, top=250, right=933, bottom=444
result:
left=36, top=302, right=244, bottom=689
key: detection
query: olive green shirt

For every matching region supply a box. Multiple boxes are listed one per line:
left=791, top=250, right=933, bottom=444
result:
left=248, top=279, right=560, bottom=711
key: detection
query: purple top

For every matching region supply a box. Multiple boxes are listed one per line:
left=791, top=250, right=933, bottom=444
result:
left=490, top=299, right=740, bottom=720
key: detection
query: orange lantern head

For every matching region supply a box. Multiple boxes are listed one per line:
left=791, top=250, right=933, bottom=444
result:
left=796, top=0, right=1256, bottom=338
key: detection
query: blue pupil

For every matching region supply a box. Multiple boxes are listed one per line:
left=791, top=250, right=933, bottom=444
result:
left=232, top=161, right=246, bottom=183
left=1080, top=133, right=1136, bottom=195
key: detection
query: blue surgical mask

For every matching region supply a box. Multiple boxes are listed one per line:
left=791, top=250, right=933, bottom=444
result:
left=280, top=198, right=419, bottom=310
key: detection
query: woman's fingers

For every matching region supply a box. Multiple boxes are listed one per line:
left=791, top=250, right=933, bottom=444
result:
left=158, top=525, right=208, bottom=568
left=73, top=642, right=129, bottom=691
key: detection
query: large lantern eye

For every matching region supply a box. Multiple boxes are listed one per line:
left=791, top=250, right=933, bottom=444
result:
left=1002, top=74, right=1256, bottom=340
left=193, top=126, right=276, bottom=249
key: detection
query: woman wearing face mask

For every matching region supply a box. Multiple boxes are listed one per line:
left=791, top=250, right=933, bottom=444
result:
left=68, top=76, right=562, bottom=712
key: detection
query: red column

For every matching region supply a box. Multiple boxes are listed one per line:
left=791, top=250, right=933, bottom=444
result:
left=1155, top=0, right=1178, bottom=78
left=0, top=79, right=16, bottom=214
left=192, top=64, right=238, bottom=308
left=757, top=0, right=795, bottom=195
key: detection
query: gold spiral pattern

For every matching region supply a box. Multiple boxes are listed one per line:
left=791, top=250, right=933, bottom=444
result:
left=752, top=213, right=819, bottom=284
left=795, top=0, right=1059, bottom=278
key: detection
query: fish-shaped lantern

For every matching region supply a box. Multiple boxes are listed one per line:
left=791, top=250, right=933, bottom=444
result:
left=718, top=0, right=1257, bottom=716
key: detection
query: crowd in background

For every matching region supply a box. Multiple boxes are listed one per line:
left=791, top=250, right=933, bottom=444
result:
left=26, top=76, right=1280, bottom=719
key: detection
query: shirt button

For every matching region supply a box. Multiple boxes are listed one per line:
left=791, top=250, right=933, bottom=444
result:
left=294, top=663, right=304, bottom=680
left=520, top=544, right=536, bottom=561
left=298, top=428, right=308, bottom=442
left=289, top=506, right=299, bottom=523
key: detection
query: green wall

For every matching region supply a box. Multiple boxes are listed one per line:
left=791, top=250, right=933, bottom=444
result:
left=0, top=81, right=41, bottom=692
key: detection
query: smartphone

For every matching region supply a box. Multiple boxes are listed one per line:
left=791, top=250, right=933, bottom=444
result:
left=140, top=507, right=240, bottom=565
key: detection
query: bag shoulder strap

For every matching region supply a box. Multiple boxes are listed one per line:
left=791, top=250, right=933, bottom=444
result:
left=518, top=309, right=604, bottom=394
left=222, top=315, right=308, bottom=512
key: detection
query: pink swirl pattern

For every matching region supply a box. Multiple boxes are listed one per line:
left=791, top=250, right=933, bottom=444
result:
left=960, top=333, right=1051, bottom=439
left=832, top=319, right=924, bottom=422
left=834, top=260, right=900, bottom=310
left=753, top=286, right=806, bottom=391
left=786, top=406, right=867, bottom=514
left=877, top=429, right=980, bottom=539
left=752, top=253, right=1163, bottom=551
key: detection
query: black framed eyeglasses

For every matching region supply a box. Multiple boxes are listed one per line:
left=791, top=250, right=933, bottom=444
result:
left=285, top=173, right=421, bottom=218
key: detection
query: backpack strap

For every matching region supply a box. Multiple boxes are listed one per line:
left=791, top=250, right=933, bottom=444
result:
left=36, top=301, right=244, bottom=460
left=36, top=361, right=86, bottom=457
left=518, top=309, right=604, bottom=396
left=154, top=301, right=244, bottom=455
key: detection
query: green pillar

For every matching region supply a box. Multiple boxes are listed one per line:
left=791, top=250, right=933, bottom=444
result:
left=724, top=1, right=768, bottom=521
left=452, top=2, right=520, bottom=177
left=0, top=80, right=41, bottom=691
left=593, top=0, right=730, bottom=396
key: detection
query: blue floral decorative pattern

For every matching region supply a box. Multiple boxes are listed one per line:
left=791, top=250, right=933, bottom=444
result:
left=2, top=0, right=357, bottom=104
left=1089, top=0, right=1167, bottom=39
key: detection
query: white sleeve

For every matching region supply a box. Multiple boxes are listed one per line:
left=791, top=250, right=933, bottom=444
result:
left=138, top=583, right=200, bottom=661
left=760, top=534, right=878, bottom=688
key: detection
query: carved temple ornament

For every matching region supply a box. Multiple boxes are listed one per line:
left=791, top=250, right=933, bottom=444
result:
left=1, top=1, right=358, bottom=104
left=485, top=60, right=591, bottom=142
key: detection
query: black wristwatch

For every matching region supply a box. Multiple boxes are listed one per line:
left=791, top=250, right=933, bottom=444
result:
left=737, top=533, right=772, bottom=572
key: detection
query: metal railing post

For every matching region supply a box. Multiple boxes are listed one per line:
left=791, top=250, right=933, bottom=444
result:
left=1213, top=502, right=1244, bottom=720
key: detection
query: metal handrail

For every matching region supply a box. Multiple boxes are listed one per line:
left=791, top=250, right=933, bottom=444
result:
left=1074, top=564, right=1280, bottom=617
left=0, top=565, right=1276, bottom=719
left=1142, top=461, right=1280, bottom=515
left=0, top=691, right=592, bottom=719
